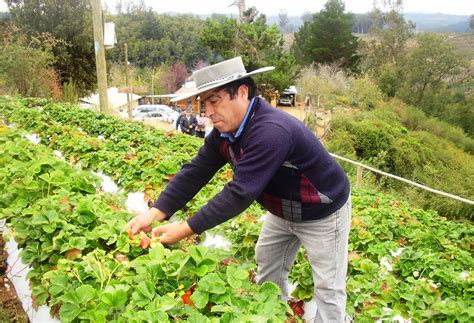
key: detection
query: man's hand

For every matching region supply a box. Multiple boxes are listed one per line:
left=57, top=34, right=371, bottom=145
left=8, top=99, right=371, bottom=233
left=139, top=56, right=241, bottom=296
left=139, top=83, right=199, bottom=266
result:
left=125, top=207, right=168, bottom=237
left=152, top=221, right=194, bottom=245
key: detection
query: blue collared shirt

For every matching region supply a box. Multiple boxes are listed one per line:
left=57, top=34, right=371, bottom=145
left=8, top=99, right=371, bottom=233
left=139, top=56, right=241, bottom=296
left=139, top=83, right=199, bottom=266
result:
left=220, top=97, right=256, bottom=142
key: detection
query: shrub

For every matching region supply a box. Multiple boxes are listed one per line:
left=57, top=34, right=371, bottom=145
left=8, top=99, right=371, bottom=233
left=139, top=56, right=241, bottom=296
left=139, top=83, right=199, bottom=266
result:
left=296, top=64, right=352, bottom=108
left=0, top=25, right=61, bottom=100
left=327, top=105, right=474, bottom=220
left=350, top=76, right=384, bottom=110
left=392, top=104, right=474, bottom=154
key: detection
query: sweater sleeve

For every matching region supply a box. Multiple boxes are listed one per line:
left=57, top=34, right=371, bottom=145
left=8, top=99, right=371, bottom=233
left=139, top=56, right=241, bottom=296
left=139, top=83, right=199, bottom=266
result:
left=153, top=131, right=226, bottom=217
left=187, top=122, right=292, bottom=234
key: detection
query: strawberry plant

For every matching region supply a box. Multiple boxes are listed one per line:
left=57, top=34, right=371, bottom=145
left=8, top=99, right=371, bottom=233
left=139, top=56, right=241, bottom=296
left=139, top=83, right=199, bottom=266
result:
left=1, top=97, right=472, bottom=321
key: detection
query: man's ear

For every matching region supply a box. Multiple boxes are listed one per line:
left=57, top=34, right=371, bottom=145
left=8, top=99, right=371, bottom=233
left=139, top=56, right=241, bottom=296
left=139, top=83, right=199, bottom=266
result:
left=238, top=84, right=249, bottom=100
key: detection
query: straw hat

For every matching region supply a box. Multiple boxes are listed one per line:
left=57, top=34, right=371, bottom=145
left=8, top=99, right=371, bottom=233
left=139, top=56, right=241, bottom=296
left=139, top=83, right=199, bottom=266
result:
left=170, top=56, right=274, bottom=102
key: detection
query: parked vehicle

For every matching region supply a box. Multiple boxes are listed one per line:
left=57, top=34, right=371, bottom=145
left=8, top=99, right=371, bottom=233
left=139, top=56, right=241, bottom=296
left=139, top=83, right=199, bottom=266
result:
left=278, top=94, right=293, bottom=106
left=278, top=85, right=297, bottom=107
left=133, top=105, right=179, bottom=124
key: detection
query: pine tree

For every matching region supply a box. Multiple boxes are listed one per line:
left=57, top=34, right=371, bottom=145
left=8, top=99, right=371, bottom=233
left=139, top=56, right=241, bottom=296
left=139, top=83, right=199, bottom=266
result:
left=292, top=0, right=359, bottom=71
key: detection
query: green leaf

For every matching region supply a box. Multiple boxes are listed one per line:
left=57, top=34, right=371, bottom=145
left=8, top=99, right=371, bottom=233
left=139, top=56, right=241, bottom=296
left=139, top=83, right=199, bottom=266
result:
left=233, top=268, right=248, bottom=280
left=137, top=280, right=156, bottom=300
left=227, top=276, right=242, bottom=289
left=146, top=295, right=177, bottom=312
left=101, top=287, right=128, bottom=308
left=49, top=275, right=69, bottom=296
left=149, top=243, right=165, bottom=263
left=31, top=213, right=49, bottom=225
left=75, top=285, right=97, bottom=304
left=59, top=302, right=81, bottom=322
left=135, top=310, right=162, bottom=321
left=258, top=281, right=281, bottom=296
left=210, top=304, right=232, bottom=313
left=198, top=273, right=226, bottom=294
left=39, top=173, right=53, bottom=184
left=68, top=237, right=87, bottom=250
left=195, top=264, right=209, bottom=277
left=78, top=309, right=108, bottom=323
left=190, top=290, right=209, bottom=309
left=188, top=245, right=204, bottom=263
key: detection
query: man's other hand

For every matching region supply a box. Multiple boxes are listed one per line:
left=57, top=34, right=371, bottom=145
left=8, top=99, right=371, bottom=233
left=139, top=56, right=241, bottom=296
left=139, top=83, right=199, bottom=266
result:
left=152, top=221, right=194, bottom=245
left=125, top=207, right=167, bottom=237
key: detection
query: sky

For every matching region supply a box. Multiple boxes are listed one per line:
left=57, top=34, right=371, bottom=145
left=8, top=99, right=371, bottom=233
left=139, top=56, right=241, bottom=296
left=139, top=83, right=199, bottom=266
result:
left=0, top=0, right=472, bottom=16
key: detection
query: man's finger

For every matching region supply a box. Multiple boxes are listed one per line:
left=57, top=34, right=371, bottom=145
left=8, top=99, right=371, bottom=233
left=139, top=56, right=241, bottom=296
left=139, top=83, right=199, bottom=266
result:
left=152, top=225, right=167, bottom=238
left=130, top=221, right=140, bottom=235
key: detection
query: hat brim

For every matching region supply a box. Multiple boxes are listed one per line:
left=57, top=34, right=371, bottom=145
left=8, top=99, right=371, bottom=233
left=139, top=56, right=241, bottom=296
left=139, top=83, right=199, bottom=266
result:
left=170, top=66, right=274, bottom=102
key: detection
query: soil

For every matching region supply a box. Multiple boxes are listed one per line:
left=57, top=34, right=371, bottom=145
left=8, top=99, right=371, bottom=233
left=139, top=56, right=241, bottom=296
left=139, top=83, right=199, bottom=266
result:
left=278, top=104, right=333, bottom=139
left=0, top=231, right=29, bottom=323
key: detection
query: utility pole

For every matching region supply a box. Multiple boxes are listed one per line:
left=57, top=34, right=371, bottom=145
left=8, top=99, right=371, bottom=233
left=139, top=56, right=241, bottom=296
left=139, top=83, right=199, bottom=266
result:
left=151, top=68, right=154, bottom=104
left=91, top=0, right=109, bottom=113
left=124, top=43, right=132, bottom=119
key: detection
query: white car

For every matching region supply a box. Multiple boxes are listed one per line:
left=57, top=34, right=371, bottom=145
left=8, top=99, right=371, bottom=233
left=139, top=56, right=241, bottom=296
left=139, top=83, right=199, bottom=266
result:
left=133, top=105, right=179, bottom=124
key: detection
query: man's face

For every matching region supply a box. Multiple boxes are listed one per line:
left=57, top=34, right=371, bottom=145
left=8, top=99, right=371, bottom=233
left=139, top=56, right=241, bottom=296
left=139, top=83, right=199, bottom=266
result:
left=200, top=85, right=249, bottom=133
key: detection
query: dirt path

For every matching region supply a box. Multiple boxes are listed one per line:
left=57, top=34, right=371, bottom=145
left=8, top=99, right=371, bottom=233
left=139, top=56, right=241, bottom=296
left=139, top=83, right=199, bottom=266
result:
left=278, top=104, right=332, bottom=138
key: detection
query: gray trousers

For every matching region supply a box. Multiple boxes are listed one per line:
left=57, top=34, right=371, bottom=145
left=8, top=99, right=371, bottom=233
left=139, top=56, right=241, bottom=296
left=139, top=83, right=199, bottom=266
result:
left=256, top=198, right=351, bottom=322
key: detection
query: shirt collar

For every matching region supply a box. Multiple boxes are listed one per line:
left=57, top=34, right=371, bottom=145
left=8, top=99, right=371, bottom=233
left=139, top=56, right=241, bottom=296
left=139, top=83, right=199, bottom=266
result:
left=220, top=97, right=256, bottom=143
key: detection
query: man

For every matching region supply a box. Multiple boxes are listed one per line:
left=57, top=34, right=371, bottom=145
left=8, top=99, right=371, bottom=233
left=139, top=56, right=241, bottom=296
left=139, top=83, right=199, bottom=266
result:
left=127, top=57, right=351, bottom=322
left=179, top=107, right=197, bottom=135
left=174, top=108, right=184, bottom=131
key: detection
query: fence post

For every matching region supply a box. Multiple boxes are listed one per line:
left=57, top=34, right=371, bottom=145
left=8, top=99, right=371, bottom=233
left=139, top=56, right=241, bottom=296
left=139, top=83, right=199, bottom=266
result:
left=356, top=166, right=363, bottom=188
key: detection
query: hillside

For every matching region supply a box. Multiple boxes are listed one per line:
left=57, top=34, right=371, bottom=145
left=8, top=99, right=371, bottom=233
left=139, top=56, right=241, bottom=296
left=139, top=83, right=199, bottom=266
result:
left=265, top=12, right=471, bottom=33
left=161, top=12, right=472, bottom=33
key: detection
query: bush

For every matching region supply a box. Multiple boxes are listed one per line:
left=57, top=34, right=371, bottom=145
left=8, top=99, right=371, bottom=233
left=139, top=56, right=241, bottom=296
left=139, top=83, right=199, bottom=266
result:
left=62, top=79, right=79, bottom=103
left=327, top=105, right=474, bottom=220
left=350, top=76, right=384, bottom=110
left=0, top=25, right=62, bottom=100
left=296, top=64, right=352, bottom=108
left=377, top=64, right=400, bottom=97
left=392, top=103, right=474, bottom=154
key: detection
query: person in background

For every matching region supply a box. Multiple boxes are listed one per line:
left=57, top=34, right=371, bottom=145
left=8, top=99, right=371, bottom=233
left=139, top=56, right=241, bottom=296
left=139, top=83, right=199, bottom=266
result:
left=126, top=57, right=351, bottom=322
left=195, top=110, right=209, bottom=138
left=175, top=108, right=184, bottom=132
left=179, top=107, right=197, bottom=135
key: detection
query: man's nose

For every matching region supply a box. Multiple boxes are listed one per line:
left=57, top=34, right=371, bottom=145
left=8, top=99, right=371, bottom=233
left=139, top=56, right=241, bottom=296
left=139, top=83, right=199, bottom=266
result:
left=205, top=106, right=213, bottom=118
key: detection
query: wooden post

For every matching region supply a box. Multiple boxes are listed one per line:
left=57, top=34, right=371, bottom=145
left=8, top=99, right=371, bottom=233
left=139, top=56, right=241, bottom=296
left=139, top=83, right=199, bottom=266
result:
left=356, top=166, right=363, bottom=188
left=124, top=43, right=132, bottom=119
left=91, top=0, right=109, bottom=113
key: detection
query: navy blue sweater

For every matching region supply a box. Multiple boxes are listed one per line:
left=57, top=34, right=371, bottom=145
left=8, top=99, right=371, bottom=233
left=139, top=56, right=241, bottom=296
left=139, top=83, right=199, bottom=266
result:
left=154, top=98, right=350, bottom=234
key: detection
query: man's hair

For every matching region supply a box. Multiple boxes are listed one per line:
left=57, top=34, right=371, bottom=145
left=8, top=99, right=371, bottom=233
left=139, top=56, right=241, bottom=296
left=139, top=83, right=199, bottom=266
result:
left=216, top=77, right=257, bottom=100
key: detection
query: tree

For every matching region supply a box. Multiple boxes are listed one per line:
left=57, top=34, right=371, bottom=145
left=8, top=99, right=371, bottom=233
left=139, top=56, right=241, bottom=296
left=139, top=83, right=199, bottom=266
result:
left=278, top=10, right=290, bottom=32
left=166, top=63, right=188, bottom=93
left=229, top=0, right=258, bottom=24
left=200, top=15, right=298, bottom=93
left=292, top=0, right=359, bottom=71
left=0, top=25, right=61, bottom=99
left=400, top=33, right=469, bottom=105
left=108, top=12, right=211, bottom=69
left=352, top=13, right=372, bottom=34
left=362, top=0, right=415, bottom=71
left=470, top=14, right=474, bottom=29
left=6, top=0, right=96, bottom=96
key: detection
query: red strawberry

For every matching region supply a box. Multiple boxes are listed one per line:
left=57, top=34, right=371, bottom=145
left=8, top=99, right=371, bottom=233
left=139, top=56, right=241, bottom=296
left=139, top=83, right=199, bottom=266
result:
left=140, top=236, right=151, bottom=249
left=288, top=298, right=305, bottom=318
left=182, top=287, right=195, bottom=307
left=221, top=257, right=238, bottom=266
